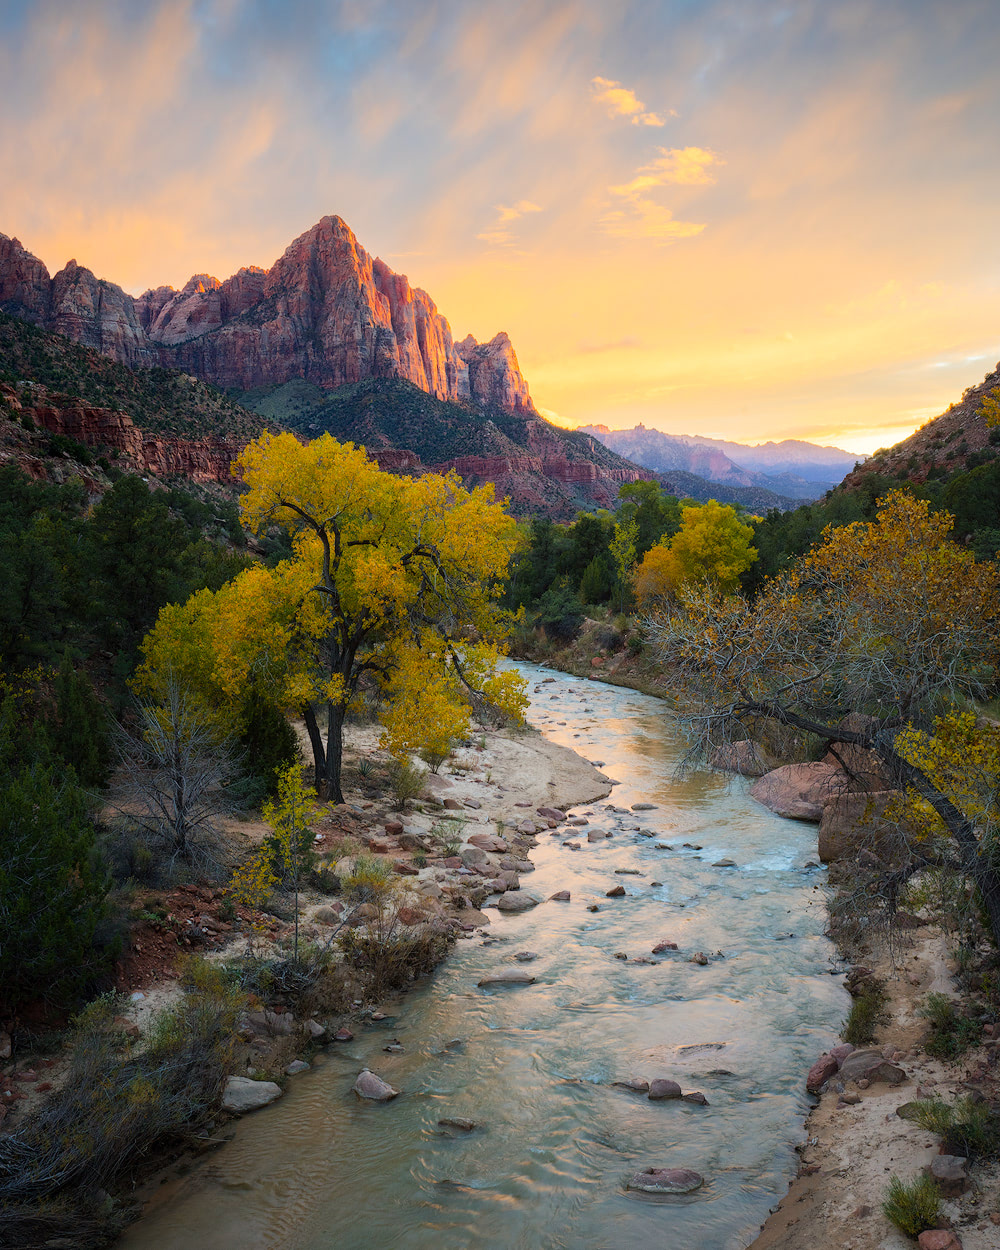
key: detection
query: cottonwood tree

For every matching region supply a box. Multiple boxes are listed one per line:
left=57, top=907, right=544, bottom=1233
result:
left=645, top=490, right=1000, bottom=944
left=137, top=432, right=527, bottom=803
left=634, top=499, right=757, bottom=604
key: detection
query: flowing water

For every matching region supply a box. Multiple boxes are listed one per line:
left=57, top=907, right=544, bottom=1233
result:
left=119, top=663, right=846, bottom=1250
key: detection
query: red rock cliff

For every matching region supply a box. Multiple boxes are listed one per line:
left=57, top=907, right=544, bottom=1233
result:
left=0, top=218, right=535, bottom=413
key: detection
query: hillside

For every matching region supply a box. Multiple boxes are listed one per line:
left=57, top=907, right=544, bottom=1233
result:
left=652, top=468, right=797, bottom=513
left=243, top=377, right=653, bottom=519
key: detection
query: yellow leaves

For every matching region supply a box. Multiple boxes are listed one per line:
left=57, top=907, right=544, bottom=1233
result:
left=634, top=542, right=682, bottom=604
left=895, top=712, right=1000, bottom=841
left=635, top=501, right=756, bottom=604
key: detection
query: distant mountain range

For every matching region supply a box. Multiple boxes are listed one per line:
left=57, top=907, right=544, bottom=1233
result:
left=579, top=424, right=863, bottom=499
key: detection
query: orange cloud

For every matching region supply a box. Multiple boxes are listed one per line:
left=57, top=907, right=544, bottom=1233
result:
left=591, top=76, right=670, bottom=126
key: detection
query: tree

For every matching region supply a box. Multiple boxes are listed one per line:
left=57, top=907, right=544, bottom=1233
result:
left=617, top=480, right=681, bottom=557
left=646, top=491, right=1000, bottom=944
left=114, top=682, right=239, bottom=873
left=137, top=432, right=527, bottom=802
left=609, top=514, right=639, bottom=612
left=634, top=500, right=757, bottom=603
left=0, top=697, right=115, bottom=1010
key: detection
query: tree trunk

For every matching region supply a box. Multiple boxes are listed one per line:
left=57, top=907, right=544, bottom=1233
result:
left=325, top=699, right=346, bottom=805
left=302, top=704, right=325, bottom=795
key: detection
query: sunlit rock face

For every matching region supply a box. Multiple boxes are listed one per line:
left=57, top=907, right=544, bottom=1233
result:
left=0, top=218, right=536, bottom=413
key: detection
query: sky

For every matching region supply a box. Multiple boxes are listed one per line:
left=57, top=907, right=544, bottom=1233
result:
left=2, top=0, right=1000, bottom=454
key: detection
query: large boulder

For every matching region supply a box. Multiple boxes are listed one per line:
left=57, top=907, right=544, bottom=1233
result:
left=222, top=1076, right=283, bottom=1114
left=806, top=1052, right=840, bottom=1094
left=496, top=891, right=541, bottom=913
left=750, top=762, right=850, bottom=821
left=838, top=1048, right=906, bottom=1085
left=817, top=790, right=911, bottom=864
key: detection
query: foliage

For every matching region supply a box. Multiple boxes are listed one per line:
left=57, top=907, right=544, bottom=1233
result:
left=645, top=490, right=1000, bottom=944
left=843, top=980, right=889, bottom=1045
left=905, top=1096, right=1000, bottom=1160
left=881, top=1173, right=941, bottom=1237
left=920, top=992, right=983, bottom=1059
left=136, top=431, right=527, bottom=801
left=534, top=582, right=585, bottom=641
left=341, top=853, right=396, bottom=903
left=46, top=653, right=113, bottom=787
left=609, top=513, right=638, bottom=612
left=0, top=697, right=116, bottom=1011
left=237, top=683, right=300, bottom=796
left=390, top=757, right=425, bottom=809
left=0, top=979, right=246, bottom=1246
left=261, top=763, right=321, bottom=959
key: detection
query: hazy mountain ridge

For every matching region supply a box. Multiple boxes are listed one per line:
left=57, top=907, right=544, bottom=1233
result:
left=580, top=423, right=861, bottom=498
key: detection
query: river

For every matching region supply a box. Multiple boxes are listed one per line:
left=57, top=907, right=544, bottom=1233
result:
left=118, top=662, right=846, bottom=1250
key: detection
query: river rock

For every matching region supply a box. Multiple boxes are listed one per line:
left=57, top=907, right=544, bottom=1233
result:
left=631, top=803, right=658, bottom=811
left=222, top=1076, right=283, bottom=1114
left=648, top=1079, right=682, bottom=1100
left=749, top=762, right=849, bottom=821
left=469, top=833, right=509, bottom=853
left=682, top=1091, right=710, bottom=1105
left=536, top=807, right=566, bottom=821
left=496, top=891, right=541, bottom=913
left=613, top=1078, right=650, bottom=1092
left=353, top=1069, right=400, bottom=1101
left=806, top=1052, right=840, bottom=1093
left=514, top=951, right=538, bottom=962
left=460, top=847, right=488, bottom=869
left=285, top=1060, right=310, bottom=1075
left=606, top=884, right=626, bottom=897
left=549, top=890, right=571, bottom=901
left=652, top=941, right=678, bottom=953
left=587, top=904, right=600, bottom=912
left=334, top=1027, right=354, bottom=1042
left=712, top=858, right=737, bottom=868
left=438, top=1117, right=477, bottom=1131
left=477, top=970, right=536, bottom=986
left=627, top=1167, right=704, bottom=1194
left=830, top=1043, right=855, bottom=1065
left=838, top=1048, right=906, bottom=1085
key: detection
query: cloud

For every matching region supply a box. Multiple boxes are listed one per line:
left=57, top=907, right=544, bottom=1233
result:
left=600, top=146, right=721, bottom=241
left=611, top=146, right=724, bottom=195
left=591, top=75, right=670, bottom=126
left=477, top=199, right=542, bottom=245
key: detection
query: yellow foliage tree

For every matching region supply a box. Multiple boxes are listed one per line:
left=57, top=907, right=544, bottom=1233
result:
left=137, top=432, right=527, bottom=802
left=634, top=500, right=756, bottom=604
left=645, top=490, right=1000, bottom=943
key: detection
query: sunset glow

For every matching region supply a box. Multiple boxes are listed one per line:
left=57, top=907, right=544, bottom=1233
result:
left=2, top=0, right=998, bottom=454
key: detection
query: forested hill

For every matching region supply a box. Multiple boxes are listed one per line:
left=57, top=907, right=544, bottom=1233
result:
left=0, top=310, right=268, bottom=442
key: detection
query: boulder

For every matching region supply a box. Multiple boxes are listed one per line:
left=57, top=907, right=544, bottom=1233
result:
left=818, top=790, right=912, bottom=864
left=682, top=1091, right=709, bottom=1105
left=606, top=884, right=626, bottom=898
left=353, top=1068, right=400, bottom=1101
left=285, top=1060, right=310, bottom=1075
left=496, top=891, right=541, bottom=913
left=652, top=941, right=678, bottom=953
left=222, top=1076, right=283, bottom=1114
left=838, top=1048, right=906, bottom=1085
left=469, top=833, right=509, bottom=853
left=707, top=740, right=769, bottom=777
left=536, top=807, right=567, bottom=821
left=461, top=847, right=488, bottom=868
left=613, top=1078, right=650, bottom=1093
left=806, top=1053, right=840, bottom=1094
left=549, top=890, right=571, bottom=901
left=477, top=970, right=536, bottom=986
left=648, top=1079, right=682, bottom=1100
left=751, top=761, right=854, bottom=820
left=627, top=1167, right=704, bottom=1194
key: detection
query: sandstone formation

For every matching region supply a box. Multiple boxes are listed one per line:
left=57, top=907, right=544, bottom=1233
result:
left=0, top=217, right=534, bottom=412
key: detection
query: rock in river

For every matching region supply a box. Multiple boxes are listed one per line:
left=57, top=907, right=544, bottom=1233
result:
left=648, top=1079, right=682, bottom=1100
left=627, top=1167, right=704, bottom=1194
left=478, top=970, right=537, bottom=987
left=222, top=1076, right=283, bottom=1114
left=353, top=1068, right=400, bottom=1101
left=496, top=891, right=541, bottom=913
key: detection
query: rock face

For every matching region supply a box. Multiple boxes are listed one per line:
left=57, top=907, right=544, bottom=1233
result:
left=0, top=218, right=535, bottom=412
left=817, top=790, right=911, bottom=864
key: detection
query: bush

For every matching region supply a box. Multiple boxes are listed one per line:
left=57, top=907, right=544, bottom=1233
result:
left=921, top=992, right=982, bottom=1058
left=535, top=584, right=584, bottom=642
left=843, top=980, right=889, bottom=1045
left=905, top=1096, right=1000, bottom=1160
left=0, top=983, right=245, bottom=1245
left=390, top=758, right=424, bottom=809
left=341, top=853, right=395, bottom=903
left=238, top=687, right=299, bottom=796
left=882, top=1173, right=941, bottom=1237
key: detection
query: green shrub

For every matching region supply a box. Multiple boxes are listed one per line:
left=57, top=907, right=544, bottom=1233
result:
left=843, top=980, right=889, bottom=1045
left=882, top=1173, right=941, bottom=1237
left=390, top=758, right=424, bottom=809
left=341, top=853, right=395, bottom=903
left=535, top=584, right=584, bottom=642
left=906, top=1096, right=1000, bottom=1160
left=922, top=992, right=982, bottom=1058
